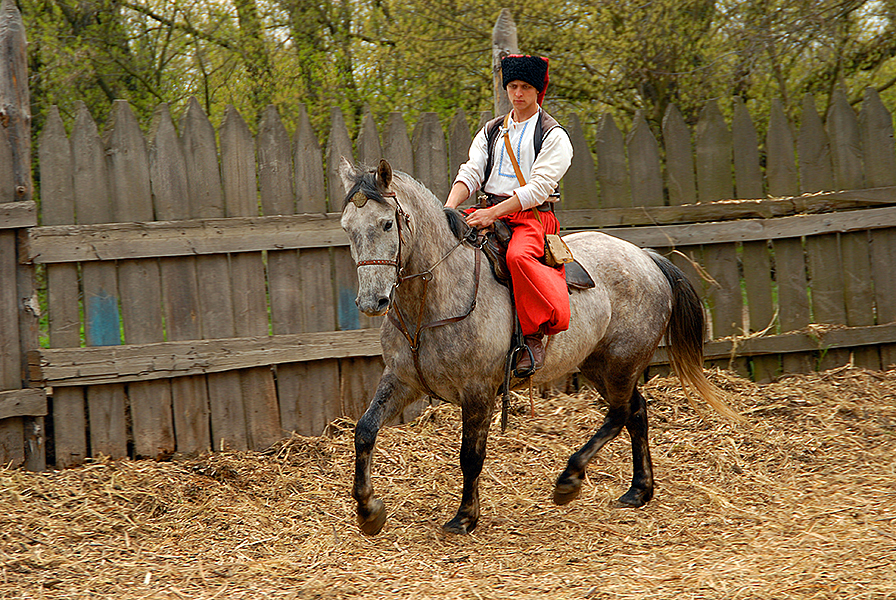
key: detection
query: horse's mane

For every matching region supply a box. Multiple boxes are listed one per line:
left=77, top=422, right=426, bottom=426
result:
left=343, top=165, right=470, bottom=242
left=390, top=173, right=470, bottom=242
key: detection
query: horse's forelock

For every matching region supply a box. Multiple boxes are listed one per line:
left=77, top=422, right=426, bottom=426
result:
left=342, top=170, right=390, bottom=210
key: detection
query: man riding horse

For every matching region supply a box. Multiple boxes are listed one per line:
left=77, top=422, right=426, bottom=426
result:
left=444, top=54, right=573, bottom=374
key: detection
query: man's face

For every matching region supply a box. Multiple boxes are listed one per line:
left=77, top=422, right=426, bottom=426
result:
left=506, top=80, right=538, bottom=115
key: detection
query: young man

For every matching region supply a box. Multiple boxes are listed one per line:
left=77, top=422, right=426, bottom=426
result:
left=445, top=54, right=573, bottom=373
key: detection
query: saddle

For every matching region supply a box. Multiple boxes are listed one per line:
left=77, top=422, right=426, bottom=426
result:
left=478, top=220, right=595, bottom=291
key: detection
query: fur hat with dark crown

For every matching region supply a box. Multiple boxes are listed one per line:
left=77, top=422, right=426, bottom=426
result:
left=501, top=54, right=550, bottom=105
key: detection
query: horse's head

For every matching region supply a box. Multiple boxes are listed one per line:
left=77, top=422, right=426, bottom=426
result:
left=339, top=158, right=406, bottom=316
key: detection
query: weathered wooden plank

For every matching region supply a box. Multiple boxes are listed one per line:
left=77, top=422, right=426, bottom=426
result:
left=150, top=102, right=205, bottom=458
left=840, top=230, right=879, bottom=369
left=732, top=97, right=763, bottom=199
left=298, top=245, right=341, bottom=432
left=651, top=322, right=896, bottom=364
left=859, top=88, right=896, bottom=188
left=0, top=201, right=35, bottom=228
left=695, top=100, right=733, bottom=203
left=253, top=105, right=296, bottom=449
left=448, top=109, right=470, bottom=185
left=798, top=94, right=834, bottom=193
left=871, top=228, right=896, bottom=368
left=181, top=97, right=230, bottom=455
left=39, top=105, right=86, bottom=468
left=294, top=104, right=327, bottom=214
left=30, top=189, right=896, bottom=267
left=29, top=330, right=383, bottom=387
left=106, top=100, right=174, bottom=459
left=563, top=113, right=597, bottom=210
left=662, top=103, right=697, bottom=206
left=0, top=232, right=20, bottom=389
left=0, top=0, right=31, bottom=203
left=339, top=356, right=384, bottom=422
left=0, top=388, right=46, bottom=420
left=25, top=213, right=350, bottom=264
left=702, top=241, right=747, bottom=376
left=584, top=205, right=896, bottom=248
left=356, top=107, right=382, bottom=167
left=773, top=237, right=814, bottom=374
left=741, top=240, right=779, bottom=381
left=766, top=99, right=799, bottom=197
left=71, top=102, right=127, bottom=459
left=412, top=112, right=450, bottom=201
left=805, top=232, right=848, bottom=370
left=826, top=89, right=864, bottom=191
left=383, top=112, right=414, bottom=177
left=326, top=107, right=354, bottom=211
left=627, top=111, right=663, bottom=207
left=557, top=186, right=896, bottom=229
left=595, top=114, right=629, bottom=208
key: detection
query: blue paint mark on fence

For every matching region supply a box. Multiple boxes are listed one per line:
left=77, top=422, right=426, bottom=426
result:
left=337, top=286, right=360, bottom=330
left=86, top=292, right=122, bottom=346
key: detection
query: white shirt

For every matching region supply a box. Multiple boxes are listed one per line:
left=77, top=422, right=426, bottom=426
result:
left=454, top=108, right=573, bottom=210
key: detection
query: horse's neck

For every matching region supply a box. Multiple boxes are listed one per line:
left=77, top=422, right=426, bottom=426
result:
left=395, top=199, right=474, bottom=317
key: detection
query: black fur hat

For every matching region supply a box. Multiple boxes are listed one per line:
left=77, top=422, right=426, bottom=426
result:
left=501, top=54, right=550, bottom=104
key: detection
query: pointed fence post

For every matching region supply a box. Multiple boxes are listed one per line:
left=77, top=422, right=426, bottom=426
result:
left=150, top=102, right=208, bottom=456
left=662, top=103, right=697, bottom=206
left=627, top=111, right=663, bottom=207
left=563, top=113, right=598, bottom=210
left=766, top=99, right=798, bottom=197
left=595, top=114, right=629, bottom=208
left=492, top=9, right=518, bottom=116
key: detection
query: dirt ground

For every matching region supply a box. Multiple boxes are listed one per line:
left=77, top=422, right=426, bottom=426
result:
left=1, top=366, right=895, bottom=599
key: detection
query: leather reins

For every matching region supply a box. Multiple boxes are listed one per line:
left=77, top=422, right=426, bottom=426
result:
left=355, top=192, right=481, bottom=400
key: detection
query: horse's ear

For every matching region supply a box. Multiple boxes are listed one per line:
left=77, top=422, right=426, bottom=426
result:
left=338, top=156, right=359, bottom=193
left=376, top=159, right=393, bottom=191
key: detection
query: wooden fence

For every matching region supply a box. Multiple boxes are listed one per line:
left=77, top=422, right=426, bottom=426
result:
left=4, top=1, right=896, bottom=468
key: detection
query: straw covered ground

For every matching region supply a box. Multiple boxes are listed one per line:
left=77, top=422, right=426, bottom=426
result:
left=2, top=366, right=895, bottom=599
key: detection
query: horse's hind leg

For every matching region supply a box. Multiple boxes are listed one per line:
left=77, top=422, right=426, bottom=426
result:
left=619, top=388, right=654, bottom=507
left=553, top=403, right=628, bottom=505
left=353, top=370, right=421, bottom=535
left=553, top=386, right=655, bottom=507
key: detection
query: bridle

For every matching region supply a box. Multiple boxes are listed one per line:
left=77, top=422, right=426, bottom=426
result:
left=354, top=191, right=481, bottom=400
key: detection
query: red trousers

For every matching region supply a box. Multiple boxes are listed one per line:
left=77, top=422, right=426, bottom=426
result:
left=474, top=208, right=571, bottom=336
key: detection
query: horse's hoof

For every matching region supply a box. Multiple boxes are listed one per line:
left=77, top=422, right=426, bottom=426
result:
left=357, top=498, right=387, bottom=535
left=616, top=486, right=652, bottom=508
left=553, top=478, right=582, bottom=505
left=442, top=514, right=477, bottom=535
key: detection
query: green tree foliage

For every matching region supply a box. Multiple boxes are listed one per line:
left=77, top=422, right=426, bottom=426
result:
left=18, top=0, right=896, bottom=141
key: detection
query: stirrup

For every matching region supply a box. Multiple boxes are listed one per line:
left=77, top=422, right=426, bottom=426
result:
left=512, top=344, right=536, bottom=379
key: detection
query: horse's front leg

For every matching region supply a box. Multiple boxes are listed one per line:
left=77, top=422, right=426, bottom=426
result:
left=353, top=370, right=420, bottom=535
left=443, top=399, right=494, bottom=535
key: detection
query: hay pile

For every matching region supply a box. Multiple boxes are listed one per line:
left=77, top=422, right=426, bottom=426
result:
left=2, top=367, right=895, bottom=599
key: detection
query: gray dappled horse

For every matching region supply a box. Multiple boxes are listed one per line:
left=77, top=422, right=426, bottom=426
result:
left=339, top=159, right=738, bottom=536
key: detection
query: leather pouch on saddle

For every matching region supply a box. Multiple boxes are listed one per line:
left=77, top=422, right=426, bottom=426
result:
left=478, top=221, right=595, bottom=291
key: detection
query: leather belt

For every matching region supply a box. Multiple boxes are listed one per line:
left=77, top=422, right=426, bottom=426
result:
left=476, top=193, right=556, bottom=212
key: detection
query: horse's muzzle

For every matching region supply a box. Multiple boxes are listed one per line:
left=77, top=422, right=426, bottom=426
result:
left=356, top=294, right=391, bottom=317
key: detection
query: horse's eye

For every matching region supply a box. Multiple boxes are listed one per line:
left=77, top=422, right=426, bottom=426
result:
left=383, top=220, right=393, bottom=232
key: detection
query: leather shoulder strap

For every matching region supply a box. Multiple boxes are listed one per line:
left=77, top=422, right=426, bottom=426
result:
left=482, top=115, right=506, bottom=188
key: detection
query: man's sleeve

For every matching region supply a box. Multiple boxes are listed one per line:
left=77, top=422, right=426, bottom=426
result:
left=453, top=126, right=490, bottom=202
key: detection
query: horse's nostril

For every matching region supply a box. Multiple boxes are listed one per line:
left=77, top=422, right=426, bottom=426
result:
left=354, top=297, right=360, bottom=308
left=376, top=297, right=390, bottom=312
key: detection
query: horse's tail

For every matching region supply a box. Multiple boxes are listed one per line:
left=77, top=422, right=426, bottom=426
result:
left=647, top=250, right=742, bottom=422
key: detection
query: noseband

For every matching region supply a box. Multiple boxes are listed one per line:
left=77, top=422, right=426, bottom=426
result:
left=353, top=191, right=481, bottom=400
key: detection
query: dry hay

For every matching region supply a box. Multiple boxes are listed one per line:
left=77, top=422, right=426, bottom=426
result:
left=2, top=366, right=896, bottom=600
